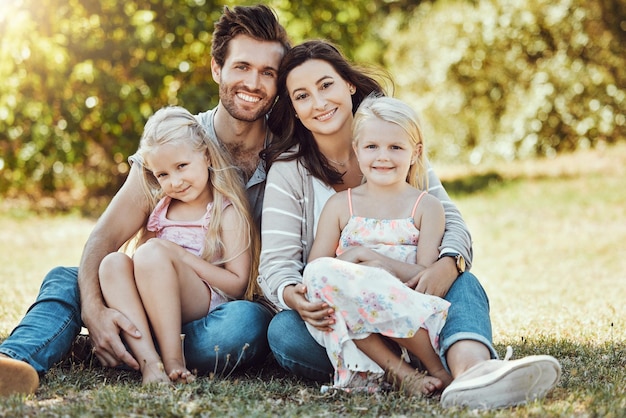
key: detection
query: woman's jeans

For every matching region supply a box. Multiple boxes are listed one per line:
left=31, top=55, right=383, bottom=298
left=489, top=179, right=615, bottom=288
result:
left=0, top=266, right=273, bottom=374
left=267, top=271, right=497, bottom=382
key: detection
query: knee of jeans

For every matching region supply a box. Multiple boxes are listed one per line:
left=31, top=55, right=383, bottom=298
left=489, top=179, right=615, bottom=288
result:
left=267, top=311, right=291, bottom=344
left=456, top=271, right=484, bottom=291
left=267, top=311, right=306, bottom=355
left=233, top=301, right=273, bottom=340
left=446, top=272, right=489, bottom=303
left=39, top=266, right=80, bottom=303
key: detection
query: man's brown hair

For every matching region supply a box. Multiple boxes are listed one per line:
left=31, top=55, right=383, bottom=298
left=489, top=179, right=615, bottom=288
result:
left=211, top=4, right=291, bottom=67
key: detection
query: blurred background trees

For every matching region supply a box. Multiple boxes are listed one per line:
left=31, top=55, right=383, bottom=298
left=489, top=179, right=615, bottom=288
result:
left=1, top=0, right=624, bottom=211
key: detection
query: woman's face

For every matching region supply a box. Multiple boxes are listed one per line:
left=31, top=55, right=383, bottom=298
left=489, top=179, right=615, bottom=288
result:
left=285, top=59, right=355, bottom=139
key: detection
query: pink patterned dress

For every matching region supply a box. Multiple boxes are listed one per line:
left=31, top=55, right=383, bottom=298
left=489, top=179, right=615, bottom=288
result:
left=303, top=189, right=450, bottom=391
left=147, top=196, right=230, bottom=311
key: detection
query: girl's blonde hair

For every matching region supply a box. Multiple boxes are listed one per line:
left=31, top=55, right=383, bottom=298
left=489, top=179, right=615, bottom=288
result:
left=136, top=106, right=260, bottom=300
left=352, top=95, right=429, bottom=190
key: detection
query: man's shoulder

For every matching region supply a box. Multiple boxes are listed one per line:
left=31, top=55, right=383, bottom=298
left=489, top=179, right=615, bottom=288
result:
left=194, top=107, right=217, bottom=130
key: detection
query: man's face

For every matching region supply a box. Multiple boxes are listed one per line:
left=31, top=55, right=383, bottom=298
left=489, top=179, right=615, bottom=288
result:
left=212, top=35, right=284, bottom=122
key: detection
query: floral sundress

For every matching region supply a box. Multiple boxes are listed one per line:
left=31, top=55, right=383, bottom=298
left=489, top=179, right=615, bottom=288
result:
left=303, top=189, right=450, bottom=392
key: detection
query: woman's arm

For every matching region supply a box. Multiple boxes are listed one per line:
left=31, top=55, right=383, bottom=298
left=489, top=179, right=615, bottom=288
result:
left=258, top=160, right=308, bottom=308
left=259, top=160, right=334, bottom=327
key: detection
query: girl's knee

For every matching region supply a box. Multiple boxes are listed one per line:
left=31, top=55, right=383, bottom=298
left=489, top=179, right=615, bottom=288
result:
left=99, top=253, right=133, bottom=285
left=100, top=252, right=132, bottom=272
left=133, top=240, right=169, bottom=268
left=303, top=257, right=333, bottom=287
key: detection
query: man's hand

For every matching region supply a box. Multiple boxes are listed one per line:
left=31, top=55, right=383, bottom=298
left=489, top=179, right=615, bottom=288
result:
left=283, top=284, right=335, bottom=332
left=82, top=305, right=142, bottom=370
left=405, top=257, right=458, bottom=298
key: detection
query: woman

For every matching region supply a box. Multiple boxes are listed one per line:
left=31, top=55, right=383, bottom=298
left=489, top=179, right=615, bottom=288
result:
left=259, top=40, right=561, bottom=409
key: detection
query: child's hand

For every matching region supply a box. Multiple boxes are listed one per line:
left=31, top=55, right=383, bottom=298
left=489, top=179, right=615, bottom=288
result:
left=338, top=247, right=394, bottom=274
left=283, top=284, right=335, bottom=332
left=337, top=247, right=378, bottom=264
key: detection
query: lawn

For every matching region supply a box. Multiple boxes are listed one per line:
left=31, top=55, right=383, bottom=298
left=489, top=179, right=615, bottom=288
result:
left=1, top=143, right=625, bottom=417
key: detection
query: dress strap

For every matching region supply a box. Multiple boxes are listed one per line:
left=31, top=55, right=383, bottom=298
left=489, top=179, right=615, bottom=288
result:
left=347, top=188, right=354, bottom=216
left=410, top=191, right=428, bottom=217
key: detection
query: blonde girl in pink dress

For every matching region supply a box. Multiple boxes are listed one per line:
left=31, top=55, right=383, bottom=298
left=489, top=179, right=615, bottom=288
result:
left=98, top=106, right=258, bottom=385
left=303, top=95, right=453, bottom=396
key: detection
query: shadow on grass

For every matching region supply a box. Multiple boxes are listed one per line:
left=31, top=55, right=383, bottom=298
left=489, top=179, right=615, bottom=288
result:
left=441, top=171, right=508, bottom=196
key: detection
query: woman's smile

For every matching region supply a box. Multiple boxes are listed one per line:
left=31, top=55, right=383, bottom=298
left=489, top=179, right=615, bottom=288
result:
left=315, top=108, right=337, bottom=122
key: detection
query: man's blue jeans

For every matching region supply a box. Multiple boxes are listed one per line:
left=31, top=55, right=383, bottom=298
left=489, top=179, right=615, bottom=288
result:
left=267, top=271, right=497, bottom=382
left=0, top=266, right=273, bottom=374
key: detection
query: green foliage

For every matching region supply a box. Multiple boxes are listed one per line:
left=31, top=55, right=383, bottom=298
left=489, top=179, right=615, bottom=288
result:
left=271, top=0, right=422, bottom=63
left=0, top=0, right=625, bottom=204
left=0, top=0, right=220, bottom=202
left=381, top=0, right=626, bottom=163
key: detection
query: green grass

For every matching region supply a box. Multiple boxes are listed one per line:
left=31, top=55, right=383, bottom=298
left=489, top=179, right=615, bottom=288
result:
left=1, top=143, right=626, bottom=416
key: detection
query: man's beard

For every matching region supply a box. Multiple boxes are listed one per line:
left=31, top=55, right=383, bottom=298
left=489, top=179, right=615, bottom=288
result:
left=219, top=83, right=273, bottom=122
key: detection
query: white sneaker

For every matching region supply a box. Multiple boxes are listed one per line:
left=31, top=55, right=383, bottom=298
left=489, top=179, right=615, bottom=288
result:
left=440, top=347, right=561, bottom=409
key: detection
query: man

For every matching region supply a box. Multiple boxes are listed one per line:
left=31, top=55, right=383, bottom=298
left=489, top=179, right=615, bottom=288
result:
left=0, top=4, right=290, bottom=397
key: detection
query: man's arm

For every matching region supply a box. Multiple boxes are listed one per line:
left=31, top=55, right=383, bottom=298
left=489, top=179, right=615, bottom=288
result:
left=425, top=161, right=473, bottom=267
left=78, top=164, right=149, bottom=369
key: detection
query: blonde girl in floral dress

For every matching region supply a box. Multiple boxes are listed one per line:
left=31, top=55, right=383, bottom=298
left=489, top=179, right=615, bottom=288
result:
left=303, top=95, right=452, bottom=396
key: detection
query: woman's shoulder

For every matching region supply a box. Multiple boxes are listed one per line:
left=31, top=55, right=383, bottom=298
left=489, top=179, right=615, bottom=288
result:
left=274, top=146, right=301, bottom=163
left=268, top=149, right=307, bottom=176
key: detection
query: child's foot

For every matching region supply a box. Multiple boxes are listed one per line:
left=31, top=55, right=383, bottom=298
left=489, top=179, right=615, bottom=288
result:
left=401, top=371, right=445, bottom=397
left=429, top=366, right=453, bottom=389
left=167, top=368, right=196, bottom=384
left=163, top=359, right=196, bottom=384
left=141, top=361, right=171, bottom=385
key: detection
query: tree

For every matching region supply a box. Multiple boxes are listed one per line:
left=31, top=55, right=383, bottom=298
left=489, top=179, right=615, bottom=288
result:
left=1, top=0, right=624, bottom=208
left=381, top=0, right=626, bottom=163
left=0, top=0, right=220, bottom=207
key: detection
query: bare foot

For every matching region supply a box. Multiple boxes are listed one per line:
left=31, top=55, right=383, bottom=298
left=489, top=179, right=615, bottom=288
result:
left=167, top=368, right=196, bottom=384
left=163, top=359, right=195, bottom=384
left=429, top=366, right=453, bottom=389
left=401, top=371, right=445, bottom=397
left=141, top=361, right=171, bottom=385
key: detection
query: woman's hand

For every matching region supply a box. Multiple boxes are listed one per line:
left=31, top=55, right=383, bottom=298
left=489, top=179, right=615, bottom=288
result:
left=283, top=284, right=335, bottom=332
